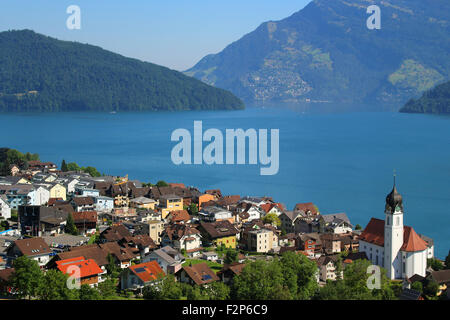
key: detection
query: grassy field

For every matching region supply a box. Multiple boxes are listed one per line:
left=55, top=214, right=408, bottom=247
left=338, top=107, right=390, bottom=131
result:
left=182, top=259, right=223, bottom=273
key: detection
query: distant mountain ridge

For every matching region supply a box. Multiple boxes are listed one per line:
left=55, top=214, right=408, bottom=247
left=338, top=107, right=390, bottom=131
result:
left=400, top=80, right=450, bottom=114
left=0, top=30, right=244, bottom=112
left=186, top=0, right=450, bottom=109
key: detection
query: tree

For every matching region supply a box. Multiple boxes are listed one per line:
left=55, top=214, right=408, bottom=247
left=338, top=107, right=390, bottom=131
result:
left=105, top=253, right=120, bottom=278
left=37, top=269, right=79, bottom=300
left=11, top=256, right=43, bottom=299
left=143, top=274, right=182, bottom=300
left=279, top=251, right=319, bottom=299
left=65, top=213, right=78, bottom=235
left=231, top=259, right=288, bottom=300
left=156, top=180, right=169, bottom=187
left=411, top=281, right=423, bottom=293
left=66, top=162, right=81, bottom=172
left=262, top=213, right=281, bottom=227
left=424, top=279, right=439, bottom=297
left=203, top=281, right=230, bottom=300
left=427, top=258, right=444, bottom=271
left=445, top=250, right=450, bottom=270
left=61, top=159, right=68, bottom=172
left=355, top=224, right=362, bottom=230
left=79, top=284, right=102, bottom=300
left=224, top=249, right=239, bottom=265
left=97, top=278, right=118, bottom=299
left=82, top=166, right=101, bottom=177
left=188, top=203, right=198, bottom=216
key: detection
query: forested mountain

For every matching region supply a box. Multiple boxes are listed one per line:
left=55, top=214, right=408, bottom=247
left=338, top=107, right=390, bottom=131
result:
left=186, top=0, right=450, bottom=109
left=0, top=30, right=244, bottom=112
left=400, top=81, right=450, bottom=114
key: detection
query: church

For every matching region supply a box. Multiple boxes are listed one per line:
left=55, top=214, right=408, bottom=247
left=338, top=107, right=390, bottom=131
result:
left=359, top=182, right=434, bottom=280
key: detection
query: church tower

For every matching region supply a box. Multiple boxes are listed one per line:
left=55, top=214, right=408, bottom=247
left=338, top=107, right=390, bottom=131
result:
left=384, top=178, right=404, bottom=279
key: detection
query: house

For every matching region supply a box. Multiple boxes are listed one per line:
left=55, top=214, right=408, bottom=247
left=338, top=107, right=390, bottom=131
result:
left=279, top=211, right=300, bottom=234
left=247, top=228, right=274, bottom=253
left=427, top=270, right=450, bottom=297
left=294, top=202, right=319, bottom=216
left=294, top=215, right=321, bottom=234
left=167, top=210, right=191, bottom=224
left=177, top=262, right=219, bottom=286
left=18, top=205, right=69, bottom=236
left=99, top=242, right=137, bottom=269
left=204, top=189, right=222, bottom=200
left=399, top=288, right=424, bottom=300
left=198, top=193, right=216, bottom=210
left=0, top=195, right=11, bottom=219
left=94, top=196, right=114, bottom=213
left=159, top=195, right=183, bottom=219
left=42, top=183, right=67, bottom=201
left=129, top=197, right=156, bottom=210
left=56, top=256, right=104, bottom=287
left=316, top=255, right=343, bottom=282
left=198, top=220, right=239, bottom=249
left=320, top=234, right=342, bottom=254
left=142, top=246, right=184, bottom=274
left=49, top=245, right=109, bottom=276
left=0, top=268, right=15, bottom=295
left=120, top=261, right=165, bottom=291
left=198, top=206, right=233, bottom=223
left=72, top=211, right=98, bottom=235
left=9, top=165, right=20, bottom=177
left=236, top=203, right=263, bottom=222
left=0, top=184, right=36, bottom=209
left=6, top=237, right=52, bottom=268
left=297, top=233, right=319, bottom=257
left=100, top=224, right=132, bottom=243
left=27, top=161, right=57, bottom=172
left=217, top=262, right=246, bottom=285
left=74, top=187, right=100, bottom=197
left=120, top=235, right=156, bottom=258
left=148, top=220, right=164, bottom=245
left=161, top=224, right=202, bottom=257
left=359, top=184, right=431, bottom=280
left=202, top=251, right=219, bottom=262
left=259, top=202, right=284, bottom=216
left=72, top=196, right=95, bottom=212
left=320, top=213, right=353, bottom=234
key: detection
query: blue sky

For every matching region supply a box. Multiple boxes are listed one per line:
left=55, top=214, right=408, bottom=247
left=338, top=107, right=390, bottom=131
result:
left=0, top=0, right=311, bottom=71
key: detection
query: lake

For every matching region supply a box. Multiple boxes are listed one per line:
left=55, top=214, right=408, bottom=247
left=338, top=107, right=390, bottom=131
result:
left=1, top=107, right=449, bottom=258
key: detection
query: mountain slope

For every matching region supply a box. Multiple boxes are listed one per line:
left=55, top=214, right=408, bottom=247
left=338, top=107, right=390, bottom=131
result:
left=0, top=30, right=244, bottom=112
left=400, top=81, right=450, bottom=114
left=186, top=0, right=450, bottom=109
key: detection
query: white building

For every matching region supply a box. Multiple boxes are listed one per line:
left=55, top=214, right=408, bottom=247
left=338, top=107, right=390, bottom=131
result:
left=359, top=183, right=432, bottom=280
left=0, top=195, right=11, bottom=219
left=94, top=196, right=114, bottom=212
left=28, top=186, right=50, bottom=206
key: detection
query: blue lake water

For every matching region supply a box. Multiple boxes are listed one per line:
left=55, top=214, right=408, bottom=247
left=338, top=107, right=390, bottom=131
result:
left=1, top=107, right=449, bottom=258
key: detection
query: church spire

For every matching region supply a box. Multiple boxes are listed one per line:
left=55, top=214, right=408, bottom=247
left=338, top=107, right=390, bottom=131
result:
left=386, top=172, right=403, bottom=214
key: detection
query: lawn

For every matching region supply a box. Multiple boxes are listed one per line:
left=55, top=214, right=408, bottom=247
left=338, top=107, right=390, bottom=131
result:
left=182, top=259, right=223, bottom=273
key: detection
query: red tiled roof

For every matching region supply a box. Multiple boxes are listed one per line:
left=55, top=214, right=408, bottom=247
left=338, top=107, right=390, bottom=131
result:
left=169, top=210, right=191, bottom=223
left=182, top=262, right=219, bottom=285
left=56, top=256, right=103, bottom=278
left=73, top=211, right=97, bottom=223
left=294, top=202, right=318, bottom=215
left=401, top=226, right=428, bottom=252
left=360, top=218, right=428, bottom=252
left=129, top=261, right=165, bottom=283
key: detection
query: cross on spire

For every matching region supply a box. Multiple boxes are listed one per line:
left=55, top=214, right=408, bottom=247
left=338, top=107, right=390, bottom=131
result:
left=393, top=169, right=396, bottom=187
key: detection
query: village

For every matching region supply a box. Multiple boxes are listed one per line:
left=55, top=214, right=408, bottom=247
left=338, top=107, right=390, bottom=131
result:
left=0, top=158, right=448, bottom=301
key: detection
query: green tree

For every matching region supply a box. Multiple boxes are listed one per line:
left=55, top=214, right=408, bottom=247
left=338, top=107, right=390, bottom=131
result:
left=143, top=274, right=182, bottom=300
left=262, top=213, right=281, bottom=227
left=231, top=259, right=288, bottom=300
left=98, top=278, right=118, bottom=299
left=66, top=162, right=81, bottom=171
left=355, top=224, right=362, bottom=230
left=11, top=256, right=43, bottom=299
left=65, top=213, right=78, bottom=235
left=427, top=258, right=444, bottom=271
left=445, top=250, right=450, bottom=270
left=79, top=284, right=102, bottom=300
left=224, top=249, right=239, bottom=265
left=61, top=159, right=68, bottom=172
left=156, top=180, right=169, bottom=187
left=203, top=281, right=230, bottom=300
left=411, top=281, right=423, bottom=293
left=105, top=253, right=119, bottom=278
left=188, top=203, right=199, bottom=216
left=82, top=166, right=101, bottom=177
left=424, top=279, right=439, bottom=297
left=37, top=269, right=79, bottom=300
left=279, top=251, right=319, bottom=299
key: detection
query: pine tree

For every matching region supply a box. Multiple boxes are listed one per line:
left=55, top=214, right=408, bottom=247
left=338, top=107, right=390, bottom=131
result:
left=65, top=213, right=78, bottom=235
left=61, top=159, right=68, bottom=172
